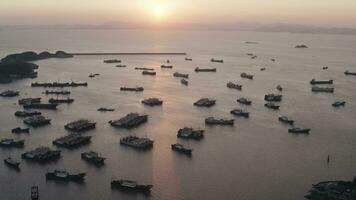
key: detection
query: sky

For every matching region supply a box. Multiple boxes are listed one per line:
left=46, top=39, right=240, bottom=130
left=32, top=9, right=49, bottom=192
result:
left=0, top=0, right=356, bottom=27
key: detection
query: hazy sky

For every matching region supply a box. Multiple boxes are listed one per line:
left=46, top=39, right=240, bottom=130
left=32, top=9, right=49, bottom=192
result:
left=1, top=0, right=356, bottom=27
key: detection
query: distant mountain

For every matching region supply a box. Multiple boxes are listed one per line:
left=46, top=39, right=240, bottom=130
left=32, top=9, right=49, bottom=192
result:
left=1, top=22, right=356, bottom=35
left=255, top=24, right=356, bottom=35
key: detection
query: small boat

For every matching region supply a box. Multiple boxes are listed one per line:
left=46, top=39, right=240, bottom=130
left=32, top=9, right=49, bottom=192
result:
left=311, top=87, right=334, bottom=93
left=173, top=72, right=189, bottom=79
left=120, top=136, right=153, bottom=150
left=111, top=179, right=153, bottom=192
left=260, top=67, right=266, bottom=71
left=104, top=59, right=121, bottom=63
left=11, top=127, right=30, bottom=134
left=194, top=67, right=216, bottom=72
left=141, top=98, right=163, bottom=106
left=322, top=66, right=328, bottom=70
left=43, top=90, right=70, bottom=95
left=276, top=85, right=283, bottom=91
left=142, top=71, right=156, bottom=76
left=161, top=65, right=173, bottom=69
left=295, top=44, right=308, bottom=48
left=236, top=98, right=252, bottom=105
left=230, top=109, right=249, bottom=118
left=97, top=107, right=115, bottom=112
left=310, top=79, right=333, bottom=85
left=4, top=157, right=20, bottom=169
left=46, top=170, right=86, bottom=182
left=23, top=115, right=51, bottom=127
left=31, top=186, right=39, bottom=200
left=288, top=128, right=310, bottom=134
left=278, top=116, right=294, bottom=125
left=185, top=57, right=192, bottom=61
left=205, top=117, right=234, bottom=125
left=332, top=101, right=346, bottom=107
left=89, top=73, right=100, bottom=78
left=0, top=90, right=19, bottom=97
left=0, top=138, right=24, bottom=148
left=271, top=59, right=275, bottom=62
left=120, top=87, right=144, bottom=92
left=18, top=98, right=41, bottom=105
left=211, top=58, right=223, bottom=63
left=264, top=94, right=282, bottom=102
left=181, top=79, right=188, bottom=85
left=14, top=110, right=41, bottom=117
left=48, top=98, right=74, bottom=104
left=227, top=82, right=242, bottom=90
left=135, top=67, right=154, bottom=71
left=251, top=55, right=257, bottom=59
left=177, top=127, right=204, bottom=140
left=240, top=72, right=253, bottom=80
left=81, top=151, right=105, bottom=166
left=344, top=70, right=356, bottom=76
left=194, top=98, right=216, bottom=107
left=264, top=103, right=280, bottom=110
left=116, top=64, right=127, bottom=68
left=171, top=144, right=192, bottom=155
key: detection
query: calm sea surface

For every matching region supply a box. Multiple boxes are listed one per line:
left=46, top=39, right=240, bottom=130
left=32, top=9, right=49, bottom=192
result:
left=0, top=30, right=356, bottom=200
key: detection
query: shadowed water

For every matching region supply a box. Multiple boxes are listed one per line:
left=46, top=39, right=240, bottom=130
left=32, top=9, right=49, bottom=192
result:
left=0, top=30, right=356, bottom=200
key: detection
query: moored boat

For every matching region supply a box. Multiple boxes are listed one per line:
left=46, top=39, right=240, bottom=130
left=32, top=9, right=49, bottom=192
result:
left=23, top=103, right=58, bottom=110
left=142, top=71, right=156, bottom=76
left=120, top=136, right=153, bottom=150
left=43, top=90, right=70, bottom=95
left=23, top=115, right=51, bottom=127
left=194, top=98, right=216, bottom=107
left=0, top=138, right=24, bottom=148
left=141, top=98, right=163, bottom=106
left=0, top=90, right=19, bottom=97
left=64, top=119, right=96, bottom=132
left=48, top=98, right=74, bottom=104
left=120, top=87, right=144, bottom=92
left=344, top=70, right=356, bottom=76
left=15, top=110, right=41, bottom=117
left=4, top=157, right=20, bottom=169
left=264, top=94, right=282, bottom=102
left=181, top=79, right=188, bottom=85
left=171, top=143, right=192, bottom=155
left=227, top=82, right=242, bottom=90
left=230, top=109, right=249, bottom=118
left=278, top=116, right=294, bottom=125
left=11, top=127, right=30, bottom=134
left=104, top=59, right=121, bottom=63
left=111, top=179, right=153, bottom=192
left=109, top=113, right=148, bottom=128
left=288, top=128, right=311, bottom=134
left=46, top=170, right=86, bottom=182
left=194, top=67, right=216, bottom=72
left=22, top=147, right=61, bottom=162
left=264, top=102, right=280, bottom=110
left=211, top=58, right=223, bottom=63
left=311, top=86, right=334, bottom=93
left=205, top=117, right=234, bottom=125
left=173, top=72, right=189, bottom=79
left=18, top=98, right=41, bottom=105
left=161, top=65, right=173, bottom=69
left=332, top=101, right=346, bottom=107
left=53, top=134, right=92, bottom=149
left=81, top=151, right=105, bottom=166
left=236, top=97, right=252, bottom=105
left=310, top=79, right=333, bottom=85
left=134, top=67, right=154, bottom=71
left=98, top=107, right=115, bottom=112
left=240, top=72, right=253, bottom=80
left=177, top=127, right=204, bottom=140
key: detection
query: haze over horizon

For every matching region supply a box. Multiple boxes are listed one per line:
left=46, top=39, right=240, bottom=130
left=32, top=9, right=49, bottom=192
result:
left=1, top=0, right=356, bottom=28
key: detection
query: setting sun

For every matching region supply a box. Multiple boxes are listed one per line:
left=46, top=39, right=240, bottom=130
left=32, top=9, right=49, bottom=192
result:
left=154, top=6, right=162, bottom=17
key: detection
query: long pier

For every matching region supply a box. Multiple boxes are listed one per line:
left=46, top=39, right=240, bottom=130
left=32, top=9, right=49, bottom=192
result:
left=71, top=52, right=187, bottom=56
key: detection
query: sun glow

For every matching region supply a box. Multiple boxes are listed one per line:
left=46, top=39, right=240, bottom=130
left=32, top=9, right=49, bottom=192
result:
left=154, top=6, right=162, bottom=17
